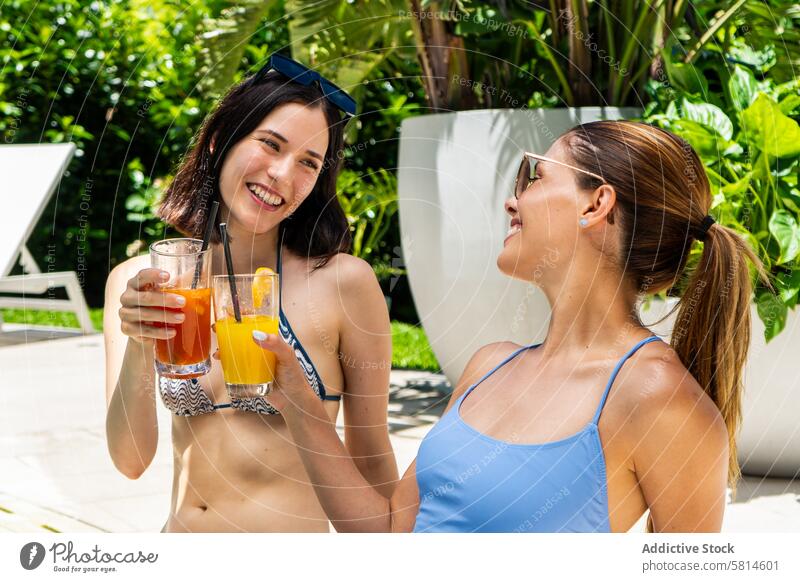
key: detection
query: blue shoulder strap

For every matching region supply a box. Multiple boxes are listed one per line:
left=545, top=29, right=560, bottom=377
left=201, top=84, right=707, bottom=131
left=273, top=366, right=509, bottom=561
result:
left=461, top=343, right=540, bottom=401
left=591, top=335, right=661, bottom=425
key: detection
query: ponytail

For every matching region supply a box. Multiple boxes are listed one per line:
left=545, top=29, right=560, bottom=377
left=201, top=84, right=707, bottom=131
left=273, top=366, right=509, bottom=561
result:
left=670, top=223, right=770, bottom=493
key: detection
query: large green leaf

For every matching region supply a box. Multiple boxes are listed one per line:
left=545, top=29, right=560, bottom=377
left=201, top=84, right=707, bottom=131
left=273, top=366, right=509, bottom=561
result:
left=681, top=98, right=734, bottom=140
left=768, top=210, right=800, bottom=264
left=779, top=94, right=800, bottom=116
left=778, top=176, right=800, bottom=213
left=727, top=38, right=777, bottom=74
left=662, top=49, right=708, bottom=96
left=781, top=189, right=800, bottom=214
left=727, top=64, right=758, bottom=111
left=741, top=93, right=800, bottom=158
left=721, top=171, right=752, bottom=196
left=670, top=119, right=725, bottom=158
left=756, top=291, right=788, bottom=342
left=776, top=269, right=800, bottom=308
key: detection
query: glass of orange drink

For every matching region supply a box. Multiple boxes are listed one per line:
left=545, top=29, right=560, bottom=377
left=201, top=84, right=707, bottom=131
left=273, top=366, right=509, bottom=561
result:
left=149, top=238, right=212, bottom=378
left=213, top=268, right=279, bottom=399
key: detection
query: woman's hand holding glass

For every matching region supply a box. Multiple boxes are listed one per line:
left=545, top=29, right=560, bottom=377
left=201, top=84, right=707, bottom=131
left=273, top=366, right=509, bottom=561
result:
left=250, top=331, right=315, bottom=413
left=118, top=268, right=186, bottom=345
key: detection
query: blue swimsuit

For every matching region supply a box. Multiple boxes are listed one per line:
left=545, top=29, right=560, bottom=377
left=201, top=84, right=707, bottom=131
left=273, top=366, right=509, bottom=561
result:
left=159, top=241, right=341, bottom=416
left=413, top=335, right=662, bottom=532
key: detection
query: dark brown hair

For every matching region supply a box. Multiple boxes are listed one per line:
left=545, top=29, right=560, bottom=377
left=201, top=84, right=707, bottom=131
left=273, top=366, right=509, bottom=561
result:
left=158, top=70, right=351, bottom=266
left=563, top=120, right=770, bottom=495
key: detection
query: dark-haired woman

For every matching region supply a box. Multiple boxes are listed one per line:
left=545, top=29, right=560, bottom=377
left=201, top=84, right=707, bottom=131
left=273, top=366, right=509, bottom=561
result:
left=103, top=56, right=398, bottom=532
left=253, top=120, right=768, bottom=533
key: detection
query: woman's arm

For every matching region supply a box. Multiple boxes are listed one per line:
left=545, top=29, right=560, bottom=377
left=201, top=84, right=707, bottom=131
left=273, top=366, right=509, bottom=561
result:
left=253, top=330, right=519, bottom=532
left=630, top=367, right=729, bottom=532
left=103, top=258, right=184, bottom=479
left=335, top=256, right=398, bottom=498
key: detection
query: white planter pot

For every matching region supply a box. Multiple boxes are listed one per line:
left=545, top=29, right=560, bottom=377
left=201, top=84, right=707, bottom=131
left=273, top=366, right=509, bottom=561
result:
left=398, top=107, right=800, bottom=478
left=737, top=306, right=800, bottom=477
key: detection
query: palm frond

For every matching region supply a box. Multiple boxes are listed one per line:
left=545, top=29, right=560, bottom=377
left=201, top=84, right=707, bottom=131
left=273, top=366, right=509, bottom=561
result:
left=197, top=0, right=279, bottom=98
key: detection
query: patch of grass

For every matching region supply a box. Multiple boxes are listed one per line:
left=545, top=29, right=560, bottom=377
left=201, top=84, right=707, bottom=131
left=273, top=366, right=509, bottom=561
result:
left=0, top=308, right=104, bottom=331
left=391, top=321, right=440, bottom=371
left=1, top=308, right=440, bottom=372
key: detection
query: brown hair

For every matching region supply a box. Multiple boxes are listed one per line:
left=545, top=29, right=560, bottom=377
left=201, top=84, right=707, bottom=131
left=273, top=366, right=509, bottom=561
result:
left=158, top=70, right=351, bottom=267
left=563, top=120, right=770, bottom=495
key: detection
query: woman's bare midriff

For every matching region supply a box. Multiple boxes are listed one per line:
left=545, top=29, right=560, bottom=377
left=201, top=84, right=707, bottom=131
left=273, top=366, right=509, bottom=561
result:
left=161, top=403, right=339, bottom=533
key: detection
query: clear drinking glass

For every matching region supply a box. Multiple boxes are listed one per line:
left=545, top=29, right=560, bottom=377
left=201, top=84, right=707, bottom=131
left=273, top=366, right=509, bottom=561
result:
left=213, top=271, right=280, bottom=398
left=149, top=238, right=212, bottom=378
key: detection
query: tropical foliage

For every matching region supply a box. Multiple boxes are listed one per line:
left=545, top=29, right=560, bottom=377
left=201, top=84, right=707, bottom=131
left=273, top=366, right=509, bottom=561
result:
left=645, top=66, right=800, bottom=340
left=2, top=0, right=799, bottom=340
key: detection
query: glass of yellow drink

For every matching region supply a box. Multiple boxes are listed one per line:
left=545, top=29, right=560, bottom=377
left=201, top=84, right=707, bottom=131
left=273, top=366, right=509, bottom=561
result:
left=212, top=270, right=279, bottom=399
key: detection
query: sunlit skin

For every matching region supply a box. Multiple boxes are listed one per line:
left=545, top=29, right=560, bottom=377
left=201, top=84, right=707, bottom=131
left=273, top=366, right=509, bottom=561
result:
left=253, top=136, right=729, bottom=533
left=104, top=102, right=397, bottom=532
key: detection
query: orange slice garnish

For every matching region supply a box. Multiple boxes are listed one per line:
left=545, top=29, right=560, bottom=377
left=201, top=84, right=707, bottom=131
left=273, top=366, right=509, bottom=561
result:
left=252, top=267, right=275, bottom=308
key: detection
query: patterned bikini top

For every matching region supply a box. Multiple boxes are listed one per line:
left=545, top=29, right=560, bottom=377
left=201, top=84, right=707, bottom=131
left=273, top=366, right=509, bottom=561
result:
left=158, top=240, right=341, bottom=416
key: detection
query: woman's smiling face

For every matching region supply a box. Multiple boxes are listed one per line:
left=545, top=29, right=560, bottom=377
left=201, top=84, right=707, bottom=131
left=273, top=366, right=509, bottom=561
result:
left=217, top=101, right=330, bottom=234
left=496, top=138, right=587, bottom=283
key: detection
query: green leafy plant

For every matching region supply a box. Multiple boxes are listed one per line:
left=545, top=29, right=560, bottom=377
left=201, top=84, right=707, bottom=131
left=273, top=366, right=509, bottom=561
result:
left=124, top=160, right=167, bottom=251
left=336, top=168, right=403, bottom=281
left=288, top=1, right=800, bottom=110
left=284, top=0, right=553, bottom=111
left=0, top=0, right=215, bottom=304
left=646, top=64, right=800, bottom=340
left=6, top=0, right=797, bottom=334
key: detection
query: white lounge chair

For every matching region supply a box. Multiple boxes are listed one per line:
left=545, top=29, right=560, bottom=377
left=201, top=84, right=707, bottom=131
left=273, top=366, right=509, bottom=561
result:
left=0, top=143, right=93, bottom=336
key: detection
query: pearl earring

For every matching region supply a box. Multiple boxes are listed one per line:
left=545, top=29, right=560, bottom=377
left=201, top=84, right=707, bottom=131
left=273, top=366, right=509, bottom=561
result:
left=579, top=219, right=588, bottom=227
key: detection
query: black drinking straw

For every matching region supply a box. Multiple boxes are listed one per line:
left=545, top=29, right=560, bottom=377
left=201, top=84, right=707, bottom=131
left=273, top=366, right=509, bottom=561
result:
left=191, top=200, right=219, bottom=289
left=218, top=222, right=242, bottom=322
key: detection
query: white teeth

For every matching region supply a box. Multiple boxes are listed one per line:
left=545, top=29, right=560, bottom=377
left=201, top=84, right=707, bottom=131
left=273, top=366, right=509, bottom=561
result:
left=506, top=224, right=522, bottom=238
left=247, top=183, right=283, bottom=206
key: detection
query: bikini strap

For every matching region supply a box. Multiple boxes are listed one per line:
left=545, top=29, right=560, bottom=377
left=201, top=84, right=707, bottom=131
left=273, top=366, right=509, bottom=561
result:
left=274, top=229, right=337, bottom=402
left=276, top=228, right=284, bottom=297
left=591, top=335, right=661, bottom=425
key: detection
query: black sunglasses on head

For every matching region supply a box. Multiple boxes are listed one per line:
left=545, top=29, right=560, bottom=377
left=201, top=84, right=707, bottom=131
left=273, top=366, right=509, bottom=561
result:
left=251, top=53, right=357, bottom=118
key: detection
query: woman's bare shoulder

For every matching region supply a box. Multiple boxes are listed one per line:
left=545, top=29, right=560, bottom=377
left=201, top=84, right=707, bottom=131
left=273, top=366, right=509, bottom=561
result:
left=613, top=339, right=725, bottom=442
left=447, top=341, right=526, bottom=406
left=315, top=252, right=376, bottom=286
left=296, top=252, right=388, bottom=339
left=298, top=252, right=382, bottom=310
